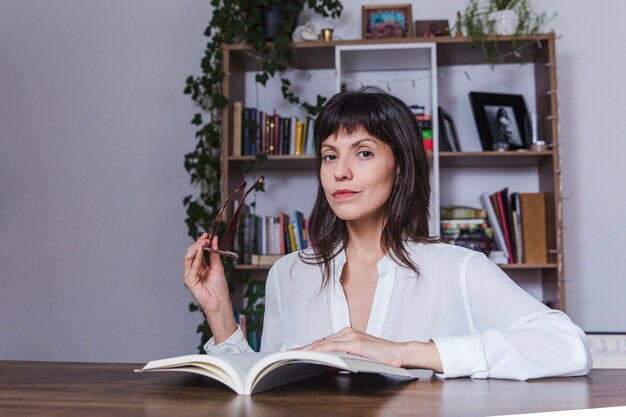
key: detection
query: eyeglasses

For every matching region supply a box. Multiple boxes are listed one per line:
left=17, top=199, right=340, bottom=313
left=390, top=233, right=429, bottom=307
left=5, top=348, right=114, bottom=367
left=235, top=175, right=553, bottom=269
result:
left=203, top=175, right=265, bottom=258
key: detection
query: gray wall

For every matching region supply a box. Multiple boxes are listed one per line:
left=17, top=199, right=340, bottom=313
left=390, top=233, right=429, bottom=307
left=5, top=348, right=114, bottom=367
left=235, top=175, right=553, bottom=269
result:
left=0, top=0, right=209, bottom=362
left=1, top=0, right=624, bottom=363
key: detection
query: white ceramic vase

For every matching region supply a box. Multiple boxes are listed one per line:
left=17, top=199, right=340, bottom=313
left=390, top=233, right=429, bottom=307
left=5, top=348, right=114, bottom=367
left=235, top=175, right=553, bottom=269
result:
left=488, top=9, right=519, bottom=35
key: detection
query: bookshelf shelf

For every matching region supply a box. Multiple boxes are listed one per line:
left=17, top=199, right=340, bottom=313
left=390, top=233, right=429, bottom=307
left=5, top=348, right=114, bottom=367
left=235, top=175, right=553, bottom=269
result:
left=439, top=151, right=553, bottom=168
left=236, top=262, right=559, bottom=272
left=499, top=263, right=558, bottom=270
left=228, top=155, right=316, bottom=171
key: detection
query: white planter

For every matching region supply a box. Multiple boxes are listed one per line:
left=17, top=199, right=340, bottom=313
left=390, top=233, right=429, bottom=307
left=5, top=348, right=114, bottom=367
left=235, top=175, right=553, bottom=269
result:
left=488, top=9, right=519, bottom=35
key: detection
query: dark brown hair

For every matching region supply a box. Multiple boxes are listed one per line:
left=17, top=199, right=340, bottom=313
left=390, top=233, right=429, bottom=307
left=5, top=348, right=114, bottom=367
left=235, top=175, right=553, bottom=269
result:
left=300, top=87, right=437, bottom=283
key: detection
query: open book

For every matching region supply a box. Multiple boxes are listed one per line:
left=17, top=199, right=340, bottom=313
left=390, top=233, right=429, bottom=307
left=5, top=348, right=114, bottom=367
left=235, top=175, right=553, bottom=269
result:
left=136, top=351, right=417, bottom=395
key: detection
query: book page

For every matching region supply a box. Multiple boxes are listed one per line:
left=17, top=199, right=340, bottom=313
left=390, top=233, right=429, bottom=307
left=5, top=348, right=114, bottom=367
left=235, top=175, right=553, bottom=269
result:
left=216, top=352, right=275, bottom=377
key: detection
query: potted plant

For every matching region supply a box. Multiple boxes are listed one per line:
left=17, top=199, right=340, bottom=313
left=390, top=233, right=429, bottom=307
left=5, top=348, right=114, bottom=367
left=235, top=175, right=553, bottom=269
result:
left=461, top=0, right=549, bottom=62
left=183, top=0, right=343, bottom=352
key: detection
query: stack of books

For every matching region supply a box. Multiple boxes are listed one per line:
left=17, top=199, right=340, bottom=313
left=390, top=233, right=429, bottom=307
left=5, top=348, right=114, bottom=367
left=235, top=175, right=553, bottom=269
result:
left=440, top=206, right=495, bottom=257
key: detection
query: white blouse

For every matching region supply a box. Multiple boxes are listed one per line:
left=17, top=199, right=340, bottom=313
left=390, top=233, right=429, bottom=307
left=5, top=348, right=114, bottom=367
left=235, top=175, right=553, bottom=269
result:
left=204, top=242, right=592, bottom=380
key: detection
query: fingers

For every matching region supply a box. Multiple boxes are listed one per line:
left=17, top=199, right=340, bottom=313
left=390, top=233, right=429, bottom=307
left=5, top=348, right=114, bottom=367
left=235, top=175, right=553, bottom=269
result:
left=184, top=233, right=209, bottom=267
left=207, top=236, right=225, bottom=275
left=183, top=233, right=209, bottom=285
left=299, top=328, right=360, bottom=351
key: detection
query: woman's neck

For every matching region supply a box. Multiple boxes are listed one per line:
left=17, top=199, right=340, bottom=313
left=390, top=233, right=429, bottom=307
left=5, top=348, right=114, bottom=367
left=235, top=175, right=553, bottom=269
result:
left=344, top=217, right=385, bottom=264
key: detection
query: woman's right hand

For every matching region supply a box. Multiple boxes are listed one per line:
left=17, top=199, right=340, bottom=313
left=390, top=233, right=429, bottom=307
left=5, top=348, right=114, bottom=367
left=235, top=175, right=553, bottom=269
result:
left=183, top=233, right=231, bottom=316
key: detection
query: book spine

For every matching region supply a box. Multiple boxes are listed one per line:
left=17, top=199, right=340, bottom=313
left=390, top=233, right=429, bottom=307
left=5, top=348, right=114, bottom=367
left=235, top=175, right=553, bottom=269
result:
left=242, top=108, right=250, bottom=156
left=304, top=115, right=316, bottom=155
left=495, top=192, right=514, bottom=264
left=295, top=121, right=303, bottom=155
left=520, top=193, right=548, bottom=264
left=232, top=101, right=243, bottom=157
left=480, top=192, right=510, bottom=261
left=290, top=117, right=297, bottom=156
left=511, top=192, right=525, bottom=263
left=288, top=223, right=297, bottom=252
left=501, top=189, right=518, bottom=263
left=250, top=108, right=258, bottom=155
left=273, top=113, right=280, bottom=155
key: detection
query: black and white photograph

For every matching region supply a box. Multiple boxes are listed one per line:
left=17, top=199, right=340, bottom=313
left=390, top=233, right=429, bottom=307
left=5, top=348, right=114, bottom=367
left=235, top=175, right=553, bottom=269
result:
left=484, top=105, right=524, bottom=149
left=469, top=92, right=530, bottom=151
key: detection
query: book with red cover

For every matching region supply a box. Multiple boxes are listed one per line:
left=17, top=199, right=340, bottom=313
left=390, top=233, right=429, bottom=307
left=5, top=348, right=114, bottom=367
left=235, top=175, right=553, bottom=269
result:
left=494, top=190, right=514, bottom=264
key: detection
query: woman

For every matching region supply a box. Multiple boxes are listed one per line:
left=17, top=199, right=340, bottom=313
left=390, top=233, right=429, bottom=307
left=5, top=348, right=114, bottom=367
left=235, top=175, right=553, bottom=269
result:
left=183, top=88, right=592, bottom=380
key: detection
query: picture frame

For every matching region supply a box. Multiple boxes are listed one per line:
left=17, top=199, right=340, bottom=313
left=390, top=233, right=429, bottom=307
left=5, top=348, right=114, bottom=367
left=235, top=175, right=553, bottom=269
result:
left=415, top=20, right=450, bottom=37
left=362, top=4, right=413, bottom=39
left=469, top=92, right=530, bottom=151
left=438, top=106, right=461, bottom=152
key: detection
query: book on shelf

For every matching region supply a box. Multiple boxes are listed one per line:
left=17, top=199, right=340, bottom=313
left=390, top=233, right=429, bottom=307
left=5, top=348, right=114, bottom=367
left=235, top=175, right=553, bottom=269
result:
left=510, top=192, right=525, bottom=263
left=232, top=101, right=243, bottom=157
left=136, top=351, right=416, bottom=395
left=519, top=192, right=548, bottom=264
left=295, top=120, right=304, bottom=155
left=250, top=254, right=284, bottom=265
left=440, top=206, right=487, bottom=220
left=480, top=192, right=511, bottom=263
left=494, top=189, right=515, bottom=263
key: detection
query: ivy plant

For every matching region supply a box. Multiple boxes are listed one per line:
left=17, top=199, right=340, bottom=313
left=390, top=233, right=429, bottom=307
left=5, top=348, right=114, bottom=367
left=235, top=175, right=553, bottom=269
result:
left=183, top=0, right=343, bottom=352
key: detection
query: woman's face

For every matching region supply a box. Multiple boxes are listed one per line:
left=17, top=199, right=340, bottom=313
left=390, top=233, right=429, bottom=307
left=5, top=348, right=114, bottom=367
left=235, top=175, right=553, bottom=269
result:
left=320, top=127, right=397, bottom=224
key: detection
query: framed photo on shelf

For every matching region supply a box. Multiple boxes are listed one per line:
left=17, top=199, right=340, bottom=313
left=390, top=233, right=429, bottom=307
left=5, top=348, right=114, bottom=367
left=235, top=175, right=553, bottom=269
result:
left=469, top=92, right=530, bottom=151
left=415, top=20, right=450, bottom=37
left=362, top=4, right=413, bottom=39
left=438, top=106, right=460, bottom=152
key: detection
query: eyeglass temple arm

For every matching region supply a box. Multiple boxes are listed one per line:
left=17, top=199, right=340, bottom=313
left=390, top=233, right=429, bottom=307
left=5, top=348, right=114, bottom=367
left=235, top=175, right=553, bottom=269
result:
left=206, top=181, right=247, bottom=241
left=220, top=175, right=265, bottom=251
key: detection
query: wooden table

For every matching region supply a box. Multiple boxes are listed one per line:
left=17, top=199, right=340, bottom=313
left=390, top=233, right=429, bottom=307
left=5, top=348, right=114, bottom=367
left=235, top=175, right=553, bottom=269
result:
left=1, top=361, right=625, bottom=416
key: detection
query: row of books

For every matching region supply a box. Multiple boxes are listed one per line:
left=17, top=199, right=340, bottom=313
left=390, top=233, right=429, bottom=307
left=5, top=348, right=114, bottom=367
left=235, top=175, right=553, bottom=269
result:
left=235, top=206, right=309, bottom=265
left=231, top=101, right=315, bottom=157
left=479, top=189, right=549, bottom=264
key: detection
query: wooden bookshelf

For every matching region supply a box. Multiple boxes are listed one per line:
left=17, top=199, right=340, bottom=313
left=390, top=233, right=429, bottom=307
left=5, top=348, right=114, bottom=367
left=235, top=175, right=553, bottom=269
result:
left=221, top=33, right=565, bottom=311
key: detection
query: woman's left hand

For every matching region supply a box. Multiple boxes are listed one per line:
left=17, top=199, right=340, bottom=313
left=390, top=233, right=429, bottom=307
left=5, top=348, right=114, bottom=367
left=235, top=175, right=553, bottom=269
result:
left=299, top=327, right=443, bottom=372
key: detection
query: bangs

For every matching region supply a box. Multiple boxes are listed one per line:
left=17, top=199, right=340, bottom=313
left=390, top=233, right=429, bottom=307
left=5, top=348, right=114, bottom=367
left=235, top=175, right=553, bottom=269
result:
left=314, top=90, right=393, bottom=152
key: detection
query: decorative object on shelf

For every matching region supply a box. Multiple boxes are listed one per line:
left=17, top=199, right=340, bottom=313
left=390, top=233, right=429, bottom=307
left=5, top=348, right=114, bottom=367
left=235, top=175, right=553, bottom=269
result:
left=415, top=20, right=450, bottom=37
left=454, top=11, right=463, bottom=36
left=461, top=0, right=550, bottom=63
left=292, top=21, right=322, bottom=41
left=469, top=92, right=530, bottom=151
left=262, top=0, right=301, bottom=40
left=438, top=106, right=461, bottom=152
left=182, top=0, right=343, bottom=352
left=362, top=4, right=413, bottom=39
left=321, top=27, right=334, bottom=41
left=528, top=112, right=548, bottom=151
